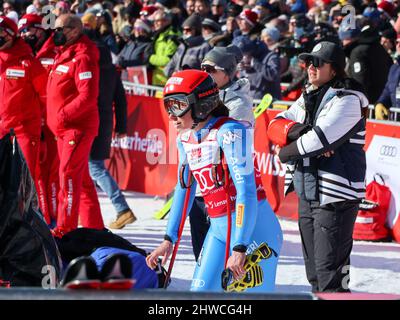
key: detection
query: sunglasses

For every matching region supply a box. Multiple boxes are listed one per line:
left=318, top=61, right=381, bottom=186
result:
left=305, top=57, right=326, bottom=68
left=164, top=94, right=194, bottom=117
left=201, top=64, right=225, bottom=73
left=54, top=26, right=74, bottom=33
left=183, top=27, right=192, bottom=33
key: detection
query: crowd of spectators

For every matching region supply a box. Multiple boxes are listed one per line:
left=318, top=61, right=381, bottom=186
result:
left=2, top=0, right=400, bottom=120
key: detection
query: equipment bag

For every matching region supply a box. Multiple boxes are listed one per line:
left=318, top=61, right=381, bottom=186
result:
left=353, top=175, right=392, bottom=242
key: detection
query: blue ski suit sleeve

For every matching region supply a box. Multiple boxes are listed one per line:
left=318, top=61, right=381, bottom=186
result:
left=165, top=138, right=197, bottom=243
left=217, top=121, right=258, bottom=249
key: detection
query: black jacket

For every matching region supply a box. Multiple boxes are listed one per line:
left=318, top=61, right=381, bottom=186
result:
left=117, top=36, right=153, bottom=68
left=344, top=26, right=393, bottom=104
left=88, top=34, right=127, bottom=160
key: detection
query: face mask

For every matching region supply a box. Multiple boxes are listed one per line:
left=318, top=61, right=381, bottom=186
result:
left=183, top=34, right=192, bottom=40
left=0, top=36, right=7, bottom=48
left=24, top=35, right=39, bottom=50
left=53, top=30, right=67, bottom=46
left=203, top=34, right=213, bottom=41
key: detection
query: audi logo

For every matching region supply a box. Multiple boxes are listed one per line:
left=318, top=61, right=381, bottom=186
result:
left=380, top=145, right=397, bottom=157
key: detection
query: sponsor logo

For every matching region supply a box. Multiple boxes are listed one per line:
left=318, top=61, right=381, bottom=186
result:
left=166, top=77, right=183, bottom=85
left=230, top=157, right=244, bottom=184
left=193, top=167, right=215, bottom=193
left=6, top=69, right=25, bottom=78
left=236, top=204, right=244, bottom=227
left=222, top=131, right=241, bottom=145
left=198, top=87, right=218, bottom=98
left=191, top=278, right=205, bottom=288
left=111, top=132, right=163, bottom=154
left=190, top=147, right=202, bottom=159
left=78, top=71, right=92, bottom=80
left=40, top=58, right=55, bottom=66
left=55, top=65, right=69, bottom=73
left=380, top=145, right=397, bottom=157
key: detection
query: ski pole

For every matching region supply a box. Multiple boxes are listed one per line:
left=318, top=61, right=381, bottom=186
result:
left=164, top=183, right=192, bottom=289
left=222, top=157, right=232, bottom=269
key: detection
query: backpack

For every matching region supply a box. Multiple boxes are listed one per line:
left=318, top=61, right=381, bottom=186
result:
left=353, top=175, right=392, bottom=242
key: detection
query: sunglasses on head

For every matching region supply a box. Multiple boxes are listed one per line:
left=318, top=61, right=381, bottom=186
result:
left=164, top=94, right=194, bottom=117
left=305, top=57, right=326, bottom=68
left=201, top=64, right=224, bottom=73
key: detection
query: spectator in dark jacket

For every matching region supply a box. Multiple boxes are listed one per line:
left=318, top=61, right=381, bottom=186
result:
left=375, top=34, right=400, bottom=121
left=201, top=18, right=221, bottom=46
left=235, top=35, right=281, bottom=99
left=165, top=13, right=211, bottom=76
left=340, top=23, right=393, bottom=104
left=117, top=18, right=153, bottom=68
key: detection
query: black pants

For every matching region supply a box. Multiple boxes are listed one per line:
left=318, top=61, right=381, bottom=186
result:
left=189, top=197, right=210, bottom=261
left=298, top=199, right=359, bottom=293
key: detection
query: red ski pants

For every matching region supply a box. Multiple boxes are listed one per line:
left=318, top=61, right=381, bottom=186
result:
left=56, top=130, right=104, bottom=232
left=36, top=126, right=60, bottom=224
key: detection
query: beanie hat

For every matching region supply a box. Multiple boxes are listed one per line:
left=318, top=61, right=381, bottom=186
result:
left=378, top=0, right=396, bottom=18
left=18, top=14, right=44, bottom=32
left=203, top=45, right=242, bottom=80
left=256, top=0, right=273, bottom=10
left=6, top=11, right=18, bottom=25
left=261, top=26, right=280, bottom=42
left=134, top=18, right=152, bottom=33
left=338, top=21, right=361, bottom=40
left=183, top=13, right=203, bottom=33
left=56, top=1, right=71, bottom=12
left=232, top=35, right=256, bottom=54
left=81, top=13, right=97, bottom=30
left=239, top=9, right=258, bottom=27
left=363, top=6, right=382, bottom=22
left=201, top=18, right=221, bottom=32
left=26, top=4, right=38, bottom=14
left=140, top=5, right=158, bottom=17
left=0, top=16, right=18, bottom=38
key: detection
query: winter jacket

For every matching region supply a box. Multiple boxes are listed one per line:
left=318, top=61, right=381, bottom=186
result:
left=276, top=80, right=368, bottom=205
left=344, top=26, right=393, bottom=104
left=242, top=44, right=282, bottom=100
left=220, top=78, right=255, bottom=126
left=36, top=34, right=58, bottom=74
left=149, top=26, right=181, bottom=86
left=0, top=38, right=46, bottom=137
left=377, top=58, right=400, bottom=110
left=165, top=35, right=211, bottom=77
left=46, top=35, right=100, bottom=136
left=117, top=36, right=153, bottom=68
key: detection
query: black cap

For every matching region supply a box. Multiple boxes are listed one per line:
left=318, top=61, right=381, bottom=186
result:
left=202, top=18, right=221, bottom=33
left=298, top=41, right=346, bottom=71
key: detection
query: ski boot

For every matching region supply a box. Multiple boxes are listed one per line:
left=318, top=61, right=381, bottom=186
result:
left=100, top=253, right=135, bottom=290
left=61, top=256, right=101, bottom=289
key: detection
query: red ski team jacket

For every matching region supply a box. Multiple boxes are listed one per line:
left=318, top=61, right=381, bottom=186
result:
left=0, top=38, right=46, bottom=137
left=46, top=34, right=100, bottom=136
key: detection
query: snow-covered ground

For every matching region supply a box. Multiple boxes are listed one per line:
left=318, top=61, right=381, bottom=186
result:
left=99, top=191, right=400, bottom=295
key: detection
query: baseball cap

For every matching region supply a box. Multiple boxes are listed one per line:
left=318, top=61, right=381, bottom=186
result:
left=18, top=14, right=44, bottom=32
left=298, top=41, right=346, bottom=70
left=0, top=16, right=18, bottom=38
left=202, top=18, right=221, bottom=33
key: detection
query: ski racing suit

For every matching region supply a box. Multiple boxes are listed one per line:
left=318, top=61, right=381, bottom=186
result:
left=166, top=116, right=283, bottom=292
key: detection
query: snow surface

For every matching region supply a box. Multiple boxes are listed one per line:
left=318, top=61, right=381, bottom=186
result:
left=98, top=191, right=400, bottom=295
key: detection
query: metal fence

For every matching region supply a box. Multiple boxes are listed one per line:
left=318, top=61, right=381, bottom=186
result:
left=123, top=81, right=400, bottom=122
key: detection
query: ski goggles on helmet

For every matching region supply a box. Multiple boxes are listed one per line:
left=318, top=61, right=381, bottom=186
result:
left=163, top=94, right=195, bottom=117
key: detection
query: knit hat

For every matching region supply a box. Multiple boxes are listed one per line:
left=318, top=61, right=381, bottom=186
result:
left=378, top=0, right=396, bottom=18
left=56, top=1, right=71, bottom=12
left=201, top=18, right=221, bottom=32
left=134, top=18, right=152, bottom=33
left=183, top=13, right=203, bottom=33
left=81, top=13, right=97, bottom=30
left=232, top=35, right=256, bottom=55
left=338, top=21, right=361, bottom=41
left=256, top=0, right=273, bottom=10
left=140, top=5, right=158, bottom=17
left=363, top=6, right=382, bottom=22
left=18, top=14, right=44, bottom=31
left=261, top=26, right=280, bottom=42
left=239, top=9, right=258, bottom=27
left=0, top=16, right=18, bottom=38
left=6, top=11, right=18, bottom=25
left=26, top=4, right=38, bottom=14
left=203, top=45, right=243, bottom=80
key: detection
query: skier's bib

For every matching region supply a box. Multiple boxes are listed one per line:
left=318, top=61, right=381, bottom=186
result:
left=180, top=118, right=266, bottom=218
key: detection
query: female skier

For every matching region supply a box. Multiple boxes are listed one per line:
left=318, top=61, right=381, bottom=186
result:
left=146, top=69, right=283, bottom=292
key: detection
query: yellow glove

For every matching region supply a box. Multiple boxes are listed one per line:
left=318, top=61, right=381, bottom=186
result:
left=375, top=103, right=389, bottom=120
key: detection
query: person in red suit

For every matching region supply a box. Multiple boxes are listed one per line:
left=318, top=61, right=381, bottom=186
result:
left=18, top=13, right=60, bottom=225
left=47, top=14, right=104, bottom=237
left=0, top=16, right=46, bottom=183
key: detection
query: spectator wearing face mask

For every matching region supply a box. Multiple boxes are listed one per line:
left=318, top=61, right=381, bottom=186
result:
left=201, top=17, right=221, bottom=47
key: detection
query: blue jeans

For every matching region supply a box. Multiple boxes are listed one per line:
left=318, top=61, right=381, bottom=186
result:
left=88, top=159, right=129, bottom=215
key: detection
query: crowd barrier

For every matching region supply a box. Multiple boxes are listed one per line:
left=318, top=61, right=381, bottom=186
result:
left=106, top=82, right=400, bottom=240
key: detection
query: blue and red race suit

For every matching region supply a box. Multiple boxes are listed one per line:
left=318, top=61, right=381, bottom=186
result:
left=166, top=116, right=283, bottom=292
